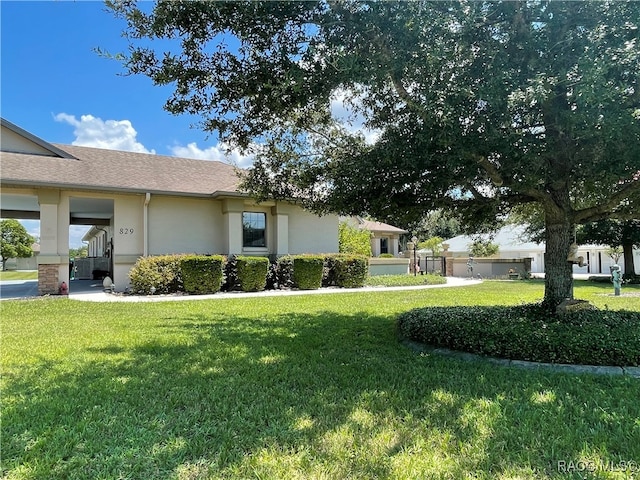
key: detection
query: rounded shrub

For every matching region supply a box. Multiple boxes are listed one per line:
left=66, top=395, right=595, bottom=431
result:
left=180, top=255, right=225, bottom=295
left=128, top=255, right=184, bottom=294
left=293, top=255, right=324, bottom=290
left=271, top=255, right=294, bottom=289
left=397, top=304, right=640, bottom=366
left=324, top=254, right=369, bottom=288
left=236, top=256, right=269, bottom=292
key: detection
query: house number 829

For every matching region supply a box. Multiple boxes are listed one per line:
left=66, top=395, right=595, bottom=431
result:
left=119, top=228, right=134, bottom=235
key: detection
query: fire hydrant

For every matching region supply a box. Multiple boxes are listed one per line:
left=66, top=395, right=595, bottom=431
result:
left=611, top=265, right=622, bottom=296
left=59, top=281, right=69, bottom=295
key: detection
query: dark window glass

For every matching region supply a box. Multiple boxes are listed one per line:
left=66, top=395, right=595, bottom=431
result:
left=243, top=212, right=266, bottom=247
left=380, top=237, right=389, bottom=254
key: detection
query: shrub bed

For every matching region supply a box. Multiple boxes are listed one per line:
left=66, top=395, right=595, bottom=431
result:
left=272, top=255, right=294, bottom=289
left=180, top=255, right=225, bottom=295
left=235, top=256, right=269, bottom=292
left=397, top=304, right=640, bottom=366
left=293, top=255, right=324, bottom=290
left=323, top=254, right=369, bottom=288
left=129, top=255, right=184, bottom=294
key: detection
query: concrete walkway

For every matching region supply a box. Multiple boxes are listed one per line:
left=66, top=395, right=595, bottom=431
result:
left=69, top=276, right=482, bottom=302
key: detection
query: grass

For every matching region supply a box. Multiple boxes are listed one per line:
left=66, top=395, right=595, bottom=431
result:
left=365, top=273, right=447, bottom=287
left=2, top=280, right=639, bottom=479
left=0, top=270, right=38, bottom=281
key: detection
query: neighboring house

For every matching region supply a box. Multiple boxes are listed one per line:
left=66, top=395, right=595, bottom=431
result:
left=351, top=217, right=408, bottom=257
left=0, top=118, right=339, bottom=294
left=442, top=225, right=639, bottom=275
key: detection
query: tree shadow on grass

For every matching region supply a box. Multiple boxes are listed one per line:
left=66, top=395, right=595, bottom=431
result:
left=3, top=308, right=640, bottom=479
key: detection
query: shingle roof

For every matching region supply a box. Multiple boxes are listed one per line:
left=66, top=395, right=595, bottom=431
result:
left=359, top=219, right=408, bottom=234
left=0, top=143, right=242, bottom=196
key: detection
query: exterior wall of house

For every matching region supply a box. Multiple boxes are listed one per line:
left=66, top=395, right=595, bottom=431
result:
left=112, top=195, right=144, bottom=288
left=287, top=208, right=339, bottom=254
left=371, top=234, right=401, bottom=257
left=148, top=196, right=225, bottom=255
left=1, top=126, right=54, bottom=155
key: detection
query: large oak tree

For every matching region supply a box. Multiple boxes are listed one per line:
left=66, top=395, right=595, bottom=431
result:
left=108, top=0, right=640, bottom=308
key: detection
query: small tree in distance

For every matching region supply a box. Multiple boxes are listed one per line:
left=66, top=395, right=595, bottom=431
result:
left=1, top=220, right=34, bottom=271
left=338, top=221, right=372, bottom=257
left=469, top=240, right=500, bottom=258
left=418, top=237, right=444, bottom=257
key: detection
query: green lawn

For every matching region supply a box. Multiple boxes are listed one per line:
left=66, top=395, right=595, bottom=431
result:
left=2, top=281, right=639, bottom=479
left=0, top=270, right=38, bottom=281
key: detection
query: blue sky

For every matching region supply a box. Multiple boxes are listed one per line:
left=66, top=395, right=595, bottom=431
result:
left=1, top=1, right=373, bottom=247
left=1, top=1, right=254, bottom=247
left=1, top=1, right=249, bottom=161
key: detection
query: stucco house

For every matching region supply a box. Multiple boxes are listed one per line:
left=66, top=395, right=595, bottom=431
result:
left=0, top=118, right=338, bottom=294
left=441, top=225, right=639, bottom=275
left=349, top=217, right=408, bottom=257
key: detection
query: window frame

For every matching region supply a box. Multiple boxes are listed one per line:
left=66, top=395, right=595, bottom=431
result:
left=242, top=211, right=267, bottom=248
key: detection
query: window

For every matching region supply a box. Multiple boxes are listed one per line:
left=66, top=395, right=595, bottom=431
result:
left=380, top=237, right=389, bottom=254
left=243, top=212, right=266, bottom=247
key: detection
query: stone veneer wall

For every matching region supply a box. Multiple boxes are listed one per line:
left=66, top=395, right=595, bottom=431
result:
left=38, top=264, right=60, bottom=295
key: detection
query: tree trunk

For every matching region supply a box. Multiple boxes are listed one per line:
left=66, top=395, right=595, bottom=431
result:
left=543, top=218, right=574, bottom=309
left=623, top=242, right=636, bottom=276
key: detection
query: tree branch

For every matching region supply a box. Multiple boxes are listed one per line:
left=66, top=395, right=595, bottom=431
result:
left=575, top=175, right=640, bottom=224
left=475, top=155, right=504, bottom=187
left=388, top=72, right=431, bottom=118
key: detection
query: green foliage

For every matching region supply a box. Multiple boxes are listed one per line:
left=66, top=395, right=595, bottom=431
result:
left=292, top=255, right=324, bottom=290
left=338, top=221, right=372, bottom=257
left=1, top=219, right=34, bottom=270
left=398, top=304, right=640, bottom=366
left=323, top=254, right=369, bottom=288
left=270, top=255, right=294, bottom=289
left=468, top=240, right=500, bottom=257
left=69, top=246, right=88, bottom=259
left=378, top=253, right=395, bottom=258
left=108, top=1, right=640, bottom=308
left=236, top=256, right=269, bottom=292
left=180, top=255, right=225, bottom=295
left=409, top=209, right=462, bottom=242
left=128, top=255, right=184, bottom=294
left=418, top=236, right=444, bottom=256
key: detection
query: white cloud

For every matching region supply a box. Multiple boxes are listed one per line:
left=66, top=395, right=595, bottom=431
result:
left=170, top=142, right=255, bottom=168
left=54, top=113, right=155, bottom=154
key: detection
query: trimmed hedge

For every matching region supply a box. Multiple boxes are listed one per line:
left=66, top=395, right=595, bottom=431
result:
left=323, top=254, right=369, bottom=288
left=181, top=255, right=225, bottom=295
left=397, top=304, right=640, bottom=366
left=128, top=252, right=370, bottom=295
left=271, top=255, right=294, bottom=289
left=236, top=256, right=269, bottom=292
left=293, top=255, right=324, bottom=290
left=129, top=255, right=184, bottom=294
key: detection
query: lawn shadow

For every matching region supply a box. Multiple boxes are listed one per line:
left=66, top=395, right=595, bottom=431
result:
left=3, top=307, right=640, bottom=479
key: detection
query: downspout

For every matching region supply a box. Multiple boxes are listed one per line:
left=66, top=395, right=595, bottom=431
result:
left=144, top=193, right=151, bottom=256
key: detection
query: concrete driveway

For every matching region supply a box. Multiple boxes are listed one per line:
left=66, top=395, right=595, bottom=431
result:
left=0, top=279, right=39, bottom=300
left=0, top=279, right=104, bottom=300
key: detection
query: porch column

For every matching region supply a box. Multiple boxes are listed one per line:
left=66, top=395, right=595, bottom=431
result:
left=271, top=204, right=290, bottom=255
left=222, top=199, right=244, bottom=255
left=37, top=189, right=69, bottom=295
left=391, top=237, right=400, bottom=256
